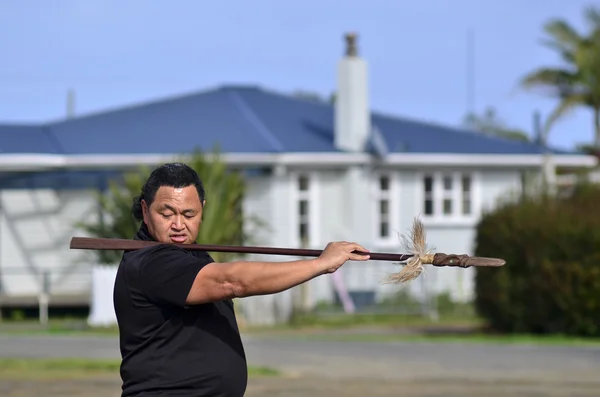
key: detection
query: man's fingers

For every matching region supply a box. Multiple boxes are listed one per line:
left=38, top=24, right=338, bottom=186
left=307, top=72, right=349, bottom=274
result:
left=348, top=242, right=370, bottom=254
left=349, top=253, right=370, bottom=261
left=327, top=242, right=370, bottom=261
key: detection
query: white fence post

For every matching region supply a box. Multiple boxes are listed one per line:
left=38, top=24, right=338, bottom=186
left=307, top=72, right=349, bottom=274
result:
left=38, top=270, right=50, bottom=325
left=87, top=264, right=118, bottom=327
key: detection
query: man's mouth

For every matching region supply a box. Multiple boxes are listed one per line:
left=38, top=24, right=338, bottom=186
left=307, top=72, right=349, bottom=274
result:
left=170, top=235, right=187, bottom=243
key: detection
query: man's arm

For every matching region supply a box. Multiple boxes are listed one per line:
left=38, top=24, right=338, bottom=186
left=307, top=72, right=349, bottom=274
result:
left=185, top=241, right=370, bottom=305
left=185, top=258, right=322, bottom=304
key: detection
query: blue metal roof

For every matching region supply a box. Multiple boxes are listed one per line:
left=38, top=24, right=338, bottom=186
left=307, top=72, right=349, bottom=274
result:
left=0, top=169, right=121, bottom=190
left=371, top=113, right=568, bottom=155
left=0, top=85, right=576, bottom=156
left=0, top=124, right=62, bottom=154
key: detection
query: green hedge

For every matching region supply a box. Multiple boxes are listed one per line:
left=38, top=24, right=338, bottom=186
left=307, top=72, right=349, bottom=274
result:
left=473, top=183, right=600, bottom=337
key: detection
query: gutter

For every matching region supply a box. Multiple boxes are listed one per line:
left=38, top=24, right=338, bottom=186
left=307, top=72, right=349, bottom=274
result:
left=0, top=152, right=596, bottom=172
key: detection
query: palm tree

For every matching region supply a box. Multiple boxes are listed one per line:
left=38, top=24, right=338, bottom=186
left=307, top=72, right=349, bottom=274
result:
left=520, top=6, right=600, bottom=149
left=77, top=146, right=267, bottom=264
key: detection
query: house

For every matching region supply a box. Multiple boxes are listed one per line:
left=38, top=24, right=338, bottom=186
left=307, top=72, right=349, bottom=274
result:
left=0, top=33, right=596, bottom=325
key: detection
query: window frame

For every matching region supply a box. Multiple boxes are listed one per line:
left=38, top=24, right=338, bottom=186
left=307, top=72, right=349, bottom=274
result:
left=417, top=170, right=480, bottom=224
left=371, top=171, right=399, bottom=246
left=289, top=171, right=319, bottom=248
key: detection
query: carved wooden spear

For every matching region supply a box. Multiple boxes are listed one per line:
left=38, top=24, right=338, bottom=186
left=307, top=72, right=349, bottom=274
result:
left=69, top=217, right=505, bottom=284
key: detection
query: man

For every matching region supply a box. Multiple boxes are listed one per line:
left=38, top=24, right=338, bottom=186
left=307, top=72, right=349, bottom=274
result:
left=113, top=162, right=370, bottom=396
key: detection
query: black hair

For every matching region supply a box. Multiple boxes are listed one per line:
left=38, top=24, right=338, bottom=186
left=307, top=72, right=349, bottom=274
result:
left=132, top=162, right=206, bottom=221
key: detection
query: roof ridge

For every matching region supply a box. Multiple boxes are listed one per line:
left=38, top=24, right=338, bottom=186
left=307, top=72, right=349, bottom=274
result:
left=44, top=85, right=230, bottom=126
left=226, top=89, right=285, bottom=152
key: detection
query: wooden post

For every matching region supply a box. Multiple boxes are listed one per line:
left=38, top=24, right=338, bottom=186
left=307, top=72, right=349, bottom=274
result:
left=38, top=270, right=50, bottom=325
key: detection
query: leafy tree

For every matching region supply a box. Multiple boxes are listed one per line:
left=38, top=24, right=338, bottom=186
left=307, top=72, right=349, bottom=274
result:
left=462, top=107, right=531, bottom=142
left=519, top=6, right=600, bottom=148
left=76, top=146, right=267, bottom=264
left=76, top=168, right=148, bottom=264
left=474, top=181, right=600, bottom=337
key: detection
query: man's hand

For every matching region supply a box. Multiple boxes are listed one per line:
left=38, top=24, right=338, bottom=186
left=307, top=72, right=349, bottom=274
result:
left=315, top=241, right=370, bottom=274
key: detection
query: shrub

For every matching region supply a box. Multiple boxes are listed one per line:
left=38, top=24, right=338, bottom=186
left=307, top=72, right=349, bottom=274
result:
left=474, top=182, right=600, bottom=337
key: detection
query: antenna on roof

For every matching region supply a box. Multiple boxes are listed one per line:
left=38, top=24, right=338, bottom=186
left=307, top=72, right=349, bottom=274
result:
left=466, top=28, right=475, bottom=115
left=66, top=88, right=76, bottom=119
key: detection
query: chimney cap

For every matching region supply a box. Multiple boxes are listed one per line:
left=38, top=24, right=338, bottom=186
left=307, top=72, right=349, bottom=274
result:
left=344, top=32, right=358, bottom=56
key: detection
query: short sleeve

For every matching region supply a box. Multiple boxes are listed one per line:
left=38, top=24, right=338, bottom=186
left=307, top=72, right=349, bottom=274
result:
left=139, top=245, right=213, bottom=307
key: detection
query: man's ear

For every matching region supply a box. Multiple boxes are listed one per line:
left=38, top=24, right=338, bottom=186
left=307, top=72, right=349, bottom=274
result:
left=200, top=200, right=206, bottom=223
left=141, top=199, right=149, bottom=222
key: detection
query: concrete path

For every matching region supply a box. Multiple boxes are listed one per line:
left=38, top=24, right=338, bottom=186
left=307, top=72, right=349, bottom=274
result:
left=243, top=335, right=600, bottom=385
left=1, top=333, right=599, bottom=386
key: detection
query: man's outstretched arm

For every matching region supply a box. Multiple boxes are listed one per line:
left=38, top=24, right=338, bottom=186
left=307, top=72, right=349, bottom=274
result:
left=185, top=241, right=370, bottom=305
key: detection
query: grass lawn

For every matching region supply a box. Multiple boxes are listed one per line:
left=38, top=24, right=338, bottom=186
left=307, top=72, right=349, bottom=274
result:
left=0, top=319, right=119, bottom=336
left=2, top=313, right=600, bottom=347
left=0, top=358, right=280, bottom=380
left=244, top=312, right=484, bottom=331
left=265, top=330, right=600, bottom=346
left=0, top=313, right=482, bottom=336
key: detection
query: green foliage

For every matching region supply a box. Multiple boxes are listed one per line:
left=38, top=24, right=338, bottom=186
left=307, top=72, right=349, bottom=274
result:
left=76, top=169, right=149, bottom=264
left=434, top=292, right=475, bottom=318
left=180, top=148, right=247, bottom=259
left=462, top=107, right=531, bottom=142
left=519, top=6, right=600, bottom=147
left=77, top=146, right=267, bottom=264
left=474, top=182, right=600, bottom=337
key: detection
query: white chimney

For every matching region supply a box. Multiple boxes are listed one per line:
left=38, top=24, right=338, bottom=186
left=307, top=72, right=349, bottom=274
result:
left=334, top=33, right=370, bottom=152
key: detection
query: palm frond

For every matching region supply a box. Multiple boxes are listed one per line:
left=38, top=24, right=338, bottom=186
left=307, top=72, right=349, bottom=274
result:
left=520, top=67, right=581, bottom=97
left=543, top=19, right=583, bottom=48
left=584, top=6, right=600, bottom=30
left=540, top=19, right=583, bottom=63
left=544, top=93, right=589, bottom=136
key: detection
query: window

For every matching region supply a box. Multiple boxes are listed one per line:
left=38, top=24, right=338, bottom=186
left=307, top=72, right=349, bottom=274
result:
left=290, top=171, right=320, bottom=248
left=442, top=174, right=453, bottom=215
left=422, top=172, right=476, bottom=219
left=424, top=175, right=434, bottom=215
left=297, top=175, right=310, bottom=247
left=373, top=172, right=398, bottom=244
left=378, top=175, right=391, bottom=239
left=461, top=175, right=472, bottom=215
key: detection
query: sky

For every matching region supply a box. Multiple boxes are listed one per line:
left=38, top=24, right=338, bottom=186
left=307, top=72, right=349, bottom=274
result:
left=0, top=0, right=597, bottom=151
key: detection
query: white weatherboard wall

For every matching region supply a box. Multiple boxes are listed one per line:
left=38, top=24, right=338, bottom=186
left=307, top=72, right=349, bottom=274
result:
left=236, top=164, right=530, bottom=326
left=0, top=188, right=98, bottom=300
left=0, top=164, right=530, bottom=326
left=310, top=168, right=349, bottom=305
left=271, top=166, right=524, bottom=313
left=397, top=167, right=524, bottom=302
left=237, top=169, right=296, bottom=325
left=478, top=169, right=524, bottom=212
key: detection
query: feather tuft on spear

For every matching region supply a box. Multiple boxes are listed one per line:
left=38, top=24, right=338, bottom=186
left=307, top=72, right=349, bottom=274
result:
left=383, top=216, right=435, bottom=284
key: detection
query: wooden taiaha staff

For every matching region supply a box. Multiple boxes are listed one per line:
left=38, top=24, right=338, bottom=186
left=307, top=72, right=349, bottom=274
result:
left=69, top=217, right=505, bottom=284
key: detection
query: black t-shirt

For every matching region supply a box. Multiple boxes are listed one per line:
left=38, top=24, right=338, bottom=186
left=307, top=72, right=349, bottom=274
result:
left=113, top=224, right=247, bottom=396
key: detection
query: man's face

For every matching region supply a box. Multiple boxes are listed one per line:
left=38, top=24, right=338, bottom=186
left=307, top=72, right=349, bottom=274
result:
left=141, top=185, right=205, bottom=244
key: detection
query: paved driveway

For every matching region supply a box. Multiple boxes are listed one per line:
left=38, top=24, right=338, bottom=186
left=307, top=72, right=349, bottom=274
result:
left=1, top=333, right=600, bottom=385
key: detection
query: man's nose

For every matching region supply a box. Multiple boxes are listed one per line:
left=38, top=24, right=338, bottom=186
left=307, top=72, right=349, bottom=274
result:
left=171, top=216, right=184, bottom=229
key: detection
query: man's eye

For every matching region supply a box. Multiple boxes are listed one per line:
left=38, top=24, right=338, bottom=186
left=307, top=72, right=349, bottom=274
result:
left=161, top=213, right=173, bottom=218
